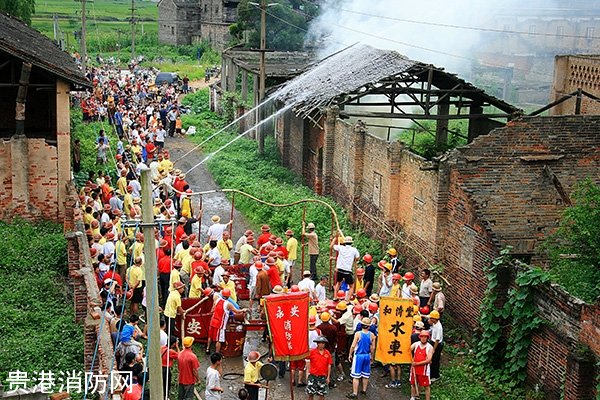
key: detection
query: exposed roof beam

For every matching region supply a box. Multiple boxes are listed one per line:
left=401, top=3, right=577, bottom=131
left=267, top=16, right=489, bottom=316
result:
left=339, top=111, right=512, bottom=120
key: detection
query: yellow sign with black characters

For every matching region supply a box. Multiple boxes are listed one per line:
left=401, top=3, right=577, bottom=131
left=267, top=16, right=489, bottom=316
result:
left=375, top=297, right=414, bottom=364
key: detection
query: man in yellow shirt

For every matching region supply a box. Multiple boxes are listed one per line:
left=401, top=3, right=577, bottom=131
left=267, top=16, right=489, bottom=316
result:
left=217, top=231, right=234, bottom=263
left=115, top=235, right=129, bottom=279
left=189, top=266, right=204, bottom=298
left=117, top=169, right=128, bottom=196
left=123, top=186, right=134, bottom=217
left=285, top=229, right=298, bottom=266
left=164, top=281, right=185, bottom=333
left=160, top=151, right=174, bottom=173
left=244, top=351, right=266, bottom=400
left=126, top=257, right=144, bottom=314
left=169, top=260, right=183, bottom=292
left=219, top=272, right=237, bottom=302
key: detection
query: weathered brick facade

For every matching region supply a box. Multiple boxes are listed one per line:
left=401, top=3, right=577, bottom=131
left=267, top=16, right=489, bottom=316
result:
left=64, top=183, right=114, bottom=376
left=552, top=55, right=600, bottom=115
left=276, top=111, right=600, bottom=398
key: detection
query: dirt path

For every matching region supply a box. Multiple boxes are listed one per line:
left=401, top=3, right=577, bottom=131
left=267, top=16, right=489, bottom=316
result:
left=165, top=135, right=253, bottom=241
left=163, top=135, right=412, bottom=400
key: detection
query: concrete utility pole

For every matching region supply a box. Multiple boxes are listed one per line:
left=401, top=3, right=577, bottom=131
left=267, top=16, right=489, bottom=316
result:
left=81, top=0, right=87, bottom=72
left=131, top=0, right=136, bottom=62
left=140, top=168, right=163, bottom=400
left=258, top=0, right=267, bottom=154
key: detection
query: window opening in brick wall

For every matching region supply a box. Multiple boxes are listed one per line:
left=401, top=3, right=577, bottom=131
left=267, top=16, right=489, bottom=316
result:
left=459, top=225, right=476, bottom=274
left=317, top=147, right=323, bottom=176
left=373, top=172, right=382, bottom=209
left=413, top=197, right=424, bottom=229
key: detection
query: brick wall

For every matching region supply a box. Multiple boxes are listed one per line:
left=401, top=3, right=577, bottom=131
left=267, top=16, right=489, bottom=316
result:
left=552, top=55, right=600, bottom=116
left=0, top=137, right=65, bottom=222
left=277, top=111, right=600, bottom=398
left=64, top=182, right=114, bottom=376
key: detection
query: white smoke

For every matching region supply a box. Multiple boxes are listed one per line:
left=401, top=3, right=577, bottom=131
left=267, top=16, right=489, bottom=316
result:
left=306, top=0, right=556, bottom=73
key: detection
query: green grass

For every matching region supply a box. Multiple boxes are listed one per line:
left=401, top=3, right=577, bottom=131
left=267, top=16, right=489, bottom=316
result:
left=0, top=220, right=83, bottom=384
left=32, top=0, right=158, bottom=52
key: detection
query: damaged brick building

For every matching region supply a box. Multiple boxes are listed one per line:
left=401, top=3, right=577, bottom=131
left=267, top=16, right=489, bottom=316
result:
left=0, top=13, right=89, bottom=223
left=268, top=45, right=600, bottom=398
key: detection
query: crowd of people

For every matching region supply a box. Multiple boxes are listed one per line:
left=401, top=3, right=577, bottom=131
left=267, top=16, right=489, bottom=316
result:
left=76, top=64, right=448, bottom=400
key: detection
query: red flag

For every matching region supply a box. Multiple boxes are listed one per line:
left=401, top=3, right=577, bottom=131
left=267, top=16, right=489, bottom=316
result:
left=264, top=292, right=309, bottom=361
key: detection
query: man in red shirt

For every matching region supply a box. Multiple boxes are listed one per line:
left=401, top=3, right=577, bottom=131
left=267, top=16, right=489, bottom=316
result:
left=158, top=248, right=173, bottom=307
left=178, top=336, right=200, bottom=400
left=306, top=336, right=333, bottom=400
left=265, top=257, right=282, bottom=288
left=256, top=225, right=272, bottom=248
left=162, top=336, right=180, bottom=395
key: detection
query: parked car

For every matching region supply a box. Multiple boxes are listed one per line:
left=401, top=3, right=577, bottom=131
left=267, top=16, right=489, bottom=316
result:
left=155, top=71, right=180, bottom=86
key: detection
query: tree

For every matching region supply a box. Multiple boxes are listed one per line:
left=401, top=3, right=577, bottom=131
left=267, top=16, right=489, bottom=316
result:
left=0, top=0, right=35, bottom=25
left=236, top=0, right=319, bottom=51
left=544, top=178, right=600, bottom=302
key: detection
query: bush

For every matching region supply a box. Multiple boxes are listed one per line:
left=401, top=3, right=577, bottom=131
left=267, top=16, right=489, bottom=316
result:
left=0, top=220, right=83, bottom=383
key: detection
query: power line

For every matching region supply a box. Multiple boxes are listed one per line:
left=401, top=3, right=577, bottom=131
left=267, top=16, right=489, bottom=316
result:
left=254, top=4, right=554, bottom=79
left=336, top=8, right=600, bottom=41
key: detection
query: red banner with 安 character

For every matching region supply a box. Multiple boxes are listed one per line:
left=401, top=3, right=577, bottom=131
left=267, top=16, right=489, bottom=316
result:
left=264, top=292, right=309, bottom=361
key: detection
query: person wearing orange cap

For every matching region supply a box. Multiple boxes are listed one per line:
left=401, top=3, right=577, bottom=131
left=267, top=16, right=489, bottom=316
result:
left=355, top=268, right=366, bottom=292
left=234, top=229, right=254, bottom=263
left=265, top=257, right=282, bottom=289
left=273, top=237, right=288, bottom=259
left=254, top=261, right=271, bottom=303
left=428, top=310, right=443, bottom=382
left=378, top=262, right=393, bottom=297
left=189, top=265, right=205, bottom=298
left=239, top=235, right=258, bottom=264
left=401, top=272, right=416, bottom=299
left=207, top=288, right=247, bottom=354
left=177, top=336, right=201, bottom=400
left=244, top=351, right=267, bottom=400
left=164, top=280, right=185, bottom=334
left=256, top=224, right=271, bottom=248
left=219, top=271, right=237, bottom=302
left=410, top=330, right=434, bottom=400
left=390, top=273, right=402, bottom=298
left=126, top=257, right=144, bottom=314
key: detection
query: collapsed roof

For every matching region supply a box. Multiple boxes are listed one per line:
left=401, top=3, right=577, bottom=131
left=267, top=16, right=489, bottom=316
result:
left=271, top=44, right=521, bottom=120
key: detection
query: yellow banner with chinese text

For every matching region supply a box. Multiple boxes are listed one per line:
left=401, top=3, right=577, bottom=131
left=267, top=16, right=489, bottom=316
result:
left=375, top=297, right=414, bottom=365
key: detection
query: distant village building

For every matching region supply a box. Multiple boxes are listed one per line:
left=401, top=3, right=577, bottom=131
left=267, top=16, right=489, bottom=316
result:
left=0, top=12, right=89, bottom=223
left=551, top=54, right=600, bottom=115
left=158, top=0, right=239, bottom=49
left=476, top=0, right=600, bottom=104
left=158, top=0, right=201, bottom=46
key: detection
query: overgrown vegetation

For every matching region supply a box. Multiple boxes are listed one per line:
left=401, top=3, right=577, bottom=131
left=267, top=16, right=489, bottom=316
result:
left=70, top=109, right=119, bottom=187
left=235, top=0, right=319, bottom=51
left=393, top=119, right=468, bottom=159
left=0, top=220, right=83, bottom=383
left=474, top=248, right=550, bottom=397
left=181, top=89, right=385, bottom=275
left=543, top=179, right=600, bottom=303
left=0, top=0, right=35, bottom=24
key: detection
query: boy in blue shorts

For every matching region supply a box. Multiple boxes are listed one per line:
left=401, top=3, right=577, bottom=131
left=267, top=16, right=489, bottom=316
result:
left=346, top=317, right=376, bottom=398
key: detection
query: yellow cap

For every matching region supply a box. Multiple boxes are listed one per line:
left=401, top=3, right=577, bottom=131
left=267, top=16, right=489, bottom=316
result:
left=183, top=336, right=194, bottom=348
left=429, top=310, right=441, bottom=319
left=320, top=311, right=331, bottom=322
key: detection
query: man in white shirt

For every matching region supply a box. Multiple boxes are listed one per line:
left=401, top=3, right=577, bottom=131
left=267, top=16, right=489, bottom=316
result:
left=331, top=234, right=360, bottom=300
left=298, top=270, right=317, bottom=301
left=207, top=241, right=222, bottom=269
left=419, top=269, right=434, bottom=307
left=207, top=215, right=232, bottom=241
left=315, top=276, right=328, bottom=302
left=428, top=310, right=443, bottom=382
left=212, top=260, right=227, bottom=286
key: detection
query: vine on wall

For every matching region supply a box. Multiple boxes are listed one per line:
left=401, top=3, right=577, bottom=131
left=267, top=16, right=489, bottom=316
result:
left=475, top=248, right=550, bottom=394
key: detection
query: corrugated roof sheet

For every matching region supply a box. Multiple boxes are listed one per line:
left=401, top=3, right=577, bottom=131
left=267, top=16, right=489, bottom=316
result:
left=0, top=12, right=89, bottom=87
